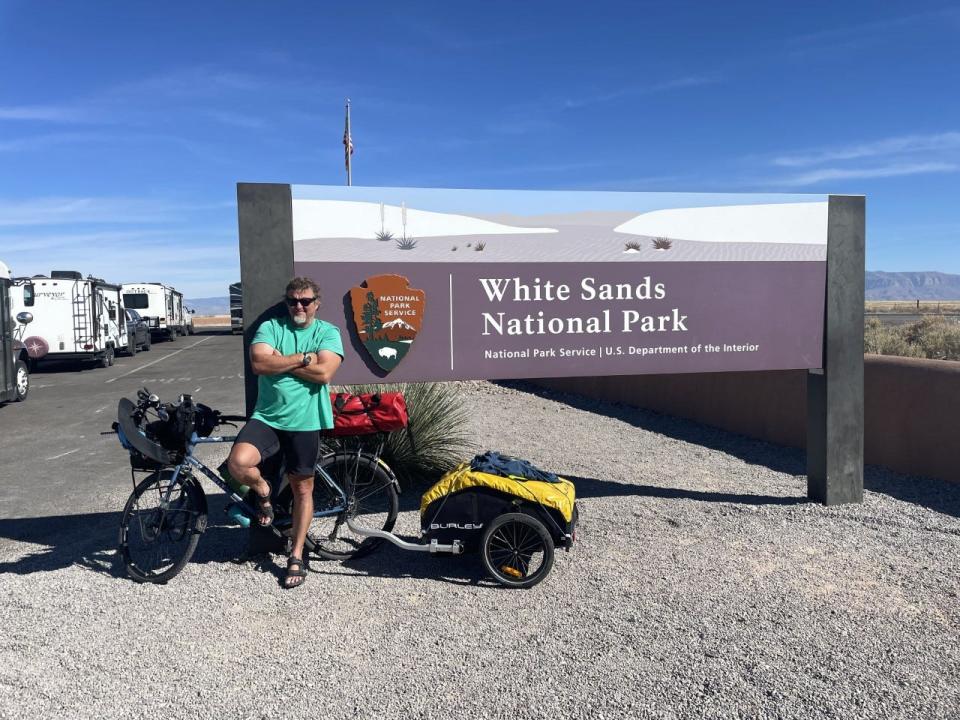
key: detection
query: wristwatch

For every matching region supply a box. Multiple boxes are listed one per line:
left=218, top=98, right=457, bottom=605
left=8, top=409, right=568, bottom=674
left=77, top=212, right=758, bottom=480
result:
left=301, top=352, right=312, bottom=367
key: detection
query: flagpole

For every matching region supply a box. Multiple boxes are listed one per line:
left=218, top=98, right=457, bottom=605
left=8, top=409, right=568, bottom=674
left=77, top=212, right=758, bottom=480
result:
left=345, top=99, right=352, bottom=187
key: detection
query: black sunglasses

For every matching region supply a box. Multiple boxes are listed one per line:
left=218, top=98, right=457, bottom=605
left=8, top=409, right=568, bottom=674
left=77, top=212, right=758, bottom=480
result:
left=285, top=297, right=317, bottom=308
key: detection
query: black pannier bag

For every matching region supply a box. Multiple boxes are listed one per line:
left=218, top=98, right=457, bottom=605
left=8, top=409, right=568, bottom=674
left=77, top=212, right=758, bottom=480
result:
left=115, top=396, right=219, bottom=470
left=419, top=452, right=577, bottom=552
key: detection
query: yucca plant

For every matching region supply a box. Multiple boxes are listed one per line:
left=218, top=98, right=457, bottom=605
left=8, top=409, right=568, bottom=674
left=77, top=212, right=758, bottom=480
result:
left=624, top=240, right=642, bottom=251
left=652, top=237, right=673, bottom=250
left=474, top=241, right=486, bottom=252
left=375, top=230, right=395, bottom=242
left=331, top=382, right=471, bottom=487
left=396, top=236, right=417, bottom=250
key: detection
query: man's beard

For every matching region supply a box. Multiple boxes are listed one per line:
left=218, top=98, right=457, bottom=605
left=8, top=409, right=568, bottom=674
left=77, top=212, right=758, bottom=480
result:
left=292, top=312, right=309, bottom=326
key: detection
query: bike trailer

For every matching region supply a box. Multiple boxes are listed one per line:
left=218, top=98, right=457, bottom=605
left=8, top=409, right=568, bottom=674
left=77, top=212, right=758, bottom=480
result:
left=420, top=452, right=577, bottom=552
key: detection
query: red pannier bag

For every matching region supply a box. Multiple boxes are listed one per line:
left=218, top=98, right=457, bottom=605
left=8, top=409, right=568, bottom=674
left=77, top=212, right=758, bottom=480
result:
left=326, top=391, right=408, bottom=437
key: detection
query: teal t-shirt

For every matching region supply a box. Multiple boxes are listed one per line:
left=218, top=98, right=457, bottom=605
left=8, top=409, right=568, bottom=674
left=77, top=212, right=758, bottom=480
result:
left=250, top=316, right=344, bottom=431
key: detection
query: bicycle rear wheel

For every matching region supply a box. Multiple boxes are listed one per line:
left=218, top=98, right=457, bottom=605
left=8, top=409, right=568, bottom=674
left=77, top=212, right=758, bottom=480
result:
left=308, top=452, right=399, bottom=561
left=119, top=469, right=206, bottom=583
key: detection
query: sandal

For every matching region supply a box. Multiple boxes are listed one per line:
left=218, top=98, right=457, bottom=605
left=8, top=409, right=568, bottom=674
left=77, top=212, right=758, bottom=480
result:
left=283, top=555, right=307, bottom=589
left=252, top=487, right=274, bottom=527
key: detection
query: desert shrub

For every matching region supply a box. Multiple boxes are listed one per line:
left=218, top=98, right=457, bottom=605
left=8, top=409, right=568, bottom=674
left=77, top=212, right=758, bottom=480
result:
left=451, top=245, right=457, bottom=251
left=624, top=241, right=642, bottom=251
left=474, top=241, right=486, bottom=252
left=652, top=237, right=673, bottom=250
left=329, top=382, right=471, bottom=487
left=864, top=319, right=923, bottom=358
left=864, top=317, right=960, bottom=360
left=396, top=236, right=417, bottom=250
left=375, top=230, right=394, bottom=242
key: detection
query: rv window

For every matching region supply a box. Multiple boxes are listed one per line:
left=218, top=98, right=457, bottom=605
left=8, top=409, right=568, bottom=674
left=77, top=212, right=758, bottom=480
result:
left=123, top=293, right=149, bottom=309
left=108, top=303, right=117, bottom=321
left=23, top=283, right=35, bottom=307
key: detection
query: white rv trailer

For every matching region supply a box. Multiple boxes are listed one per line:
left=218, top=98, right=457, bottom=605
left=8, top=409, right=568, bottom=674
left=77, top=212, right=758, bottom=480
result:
left=0, top=261, right=31, bottom=402
left=9, top=270, right=126, bottom=368
left=121, top=283, right=187, bottom=340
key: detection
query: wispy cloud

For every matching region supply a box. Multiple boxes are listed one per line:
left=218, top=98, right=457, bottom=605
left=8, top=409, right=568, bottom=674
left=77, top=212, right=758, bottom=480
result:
left=763, top=130, right=960, bottom=187
left=787, top=8, right=960, bottom=56
left=773, top=132, right=960, bottom=167
left=0, top=105, right=92, bottom=122
left=561, top=74, right=721, bottom=110
left=775, top=162, right=958, bottom=187
left=0, top=196, right=233, bottom=226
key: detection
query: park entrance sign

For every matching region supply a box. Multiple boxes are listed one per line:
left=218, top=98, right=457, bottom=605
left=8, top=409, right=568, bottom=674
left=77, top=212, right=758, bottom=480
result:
left=238, top=184, right=863, bottom=506
left=287, top=185, right=828, bottom=383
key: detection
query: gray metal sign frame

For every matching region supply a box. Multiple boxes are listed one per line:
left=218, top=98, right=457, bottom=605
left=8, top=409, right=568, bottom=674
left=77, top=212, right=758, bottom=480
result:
left=237, top=183, right=865, bottom=505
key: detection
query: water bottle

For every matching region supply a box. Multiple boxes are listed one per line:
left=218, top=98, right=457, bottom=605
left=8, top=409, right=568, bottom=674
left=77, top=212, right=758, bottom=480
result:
left=218, top=460, right=253, bottom=527
left=225, top=502, right=252, bottom=527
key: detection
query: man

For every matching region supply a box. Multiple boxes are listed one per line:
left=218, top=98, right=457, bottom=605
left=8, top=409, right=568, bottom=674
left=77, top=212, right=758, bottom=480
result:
left=227, top=277, right=343, bottom=589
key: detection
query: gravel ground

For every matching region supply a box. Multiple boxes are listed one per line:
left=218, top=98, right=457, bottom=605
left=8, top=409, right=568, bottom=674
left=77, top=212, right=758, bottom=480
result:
left=1, top=380, right=958, bottom=719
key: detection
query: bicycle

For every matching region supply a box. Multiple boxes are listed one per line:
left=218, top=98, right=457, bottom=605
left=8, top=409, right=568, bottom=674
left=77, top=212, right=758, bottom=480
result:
left=113, top=389, right=573, bottom=588
left=113, top=388, right=403, bottom=583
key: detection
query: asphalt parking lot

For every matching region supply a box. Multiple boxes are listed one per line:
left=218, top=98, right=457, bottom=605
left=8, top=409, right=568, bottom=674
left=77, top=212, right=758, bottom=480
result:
left=1, top=330, right=958, bottom=719
left=0, top=328, right=244, bottom=519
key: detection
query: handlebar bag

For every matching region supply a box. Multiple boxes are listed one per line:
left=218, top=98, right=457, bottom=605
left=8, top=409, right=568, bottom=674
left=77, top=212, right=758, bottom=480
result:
left=326, top=391, right=408, bottom=436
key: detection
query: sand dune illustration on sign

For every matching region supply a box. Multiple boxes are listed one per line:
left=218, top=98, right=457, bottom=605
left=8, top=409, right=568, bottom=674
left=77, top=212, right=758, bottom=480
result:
left=293, top=195, right=828, bottom=263
left=293, top=199, right=556, bottom=240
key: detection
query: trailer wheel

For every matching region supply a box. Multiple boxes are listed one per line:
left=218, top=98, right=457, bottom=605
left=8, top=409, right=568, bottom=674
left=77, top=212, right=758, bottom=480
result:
left=100, top=346, right=115, bottom=368
left=13, top=359, right=29, bottom=401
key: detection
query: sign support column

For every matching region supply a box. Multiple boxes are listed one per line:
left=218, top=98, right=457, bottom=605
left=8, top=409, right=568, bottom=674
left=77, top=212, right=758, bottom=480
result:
left=237, top=183, right=294, bottom=417
left=806, top=194, right=865, bottom=505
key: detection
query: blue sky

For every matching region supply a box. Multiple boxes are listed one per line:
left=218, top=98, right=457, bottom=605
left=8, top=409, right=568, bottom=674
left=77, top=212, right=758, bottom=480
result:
left=1, top=1, right=958, bottom=296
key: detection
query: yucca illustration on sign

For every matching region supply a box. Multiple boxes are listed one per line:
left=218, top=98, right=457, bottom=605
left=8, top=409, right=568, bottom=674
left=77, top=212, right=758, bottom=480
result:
left=349, top=274, right=425, bottom=372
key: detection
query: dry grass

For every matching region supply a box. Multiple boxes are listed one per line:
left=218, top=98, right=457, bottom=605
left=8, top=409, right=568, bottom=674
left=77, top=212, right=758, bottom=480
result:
left=865, top=316, right=960, bottom=361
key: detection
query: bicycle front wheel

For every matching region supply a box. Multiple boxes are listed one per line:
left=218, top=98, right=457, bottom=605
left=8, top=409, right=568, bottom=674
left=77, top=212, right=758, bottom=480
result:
left=308, top=452, right=399, bottom=561
left=119, top=469, right=206, bottom=583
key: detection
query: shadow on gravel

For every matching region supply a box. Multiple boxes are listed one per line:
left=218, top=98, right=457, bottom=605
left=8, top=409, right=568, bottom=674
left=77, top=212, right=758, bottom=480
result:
left=568, top=475, right=806, bottom=506
left=307, top=544, right=490, bottom=587
left=863, top=465, right=960, bottom=520
left=0, top=494, right=267, bottom=579
left=494, top=380, right=805, bottom=476
left=0, top=510, right=125, bottom=577
left=496, top=381, right=960, bottom=519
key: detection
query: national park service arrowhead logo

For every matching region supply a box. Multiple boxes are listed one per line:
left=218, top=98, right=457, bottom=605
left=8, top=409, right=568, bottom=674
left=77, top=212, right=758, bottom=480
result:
left=349, top=274, right=425, bottom=372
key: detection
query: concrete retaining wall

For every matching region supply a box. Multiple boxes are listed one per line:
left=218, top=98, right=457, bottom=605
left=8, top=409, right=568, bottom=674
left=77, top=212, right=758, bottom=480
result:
left=533, top=355, right=959, bottom=483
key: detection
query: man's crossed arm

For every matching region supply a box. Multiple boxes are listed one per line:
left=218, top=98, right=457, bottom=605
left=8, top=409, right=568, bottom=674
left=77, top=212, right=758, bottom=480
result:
left=250, top=343, right=342, bottom=385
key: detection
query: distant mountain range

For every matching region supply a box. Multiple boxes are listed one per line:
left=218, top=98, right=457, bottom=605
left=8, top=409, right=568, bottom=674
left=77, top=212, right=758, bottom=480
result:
left=185, top=296, right=229, bottom=316
left=865, top=272, right=960, bottom=300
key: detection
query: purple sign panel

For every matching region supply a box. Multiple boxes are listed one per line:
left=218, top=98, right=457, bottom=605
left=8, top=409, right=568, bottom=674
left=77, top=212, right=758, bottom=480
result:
left=291, top=185, right=827, bottom=383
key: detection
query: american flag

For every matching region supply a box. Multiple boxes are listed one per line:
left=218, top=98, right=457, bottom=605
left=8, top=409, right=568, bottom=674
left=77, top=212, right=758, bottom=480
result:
left=343, top=115, right=354, bottom=169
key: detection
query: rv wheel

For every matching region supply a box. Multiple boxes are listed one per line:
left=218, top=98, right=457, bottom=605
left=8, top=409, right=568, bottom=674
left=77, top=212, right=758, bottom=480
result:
left=14, top=360, right=29, bottom=402
left=100, top=346, right=115, bottom=368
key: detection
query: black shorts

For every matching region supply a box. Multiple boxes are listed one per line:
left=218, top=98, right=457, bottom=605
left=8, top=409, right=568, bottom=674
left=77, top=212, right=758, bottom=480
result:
left=234, top=418, right=320, bottom=477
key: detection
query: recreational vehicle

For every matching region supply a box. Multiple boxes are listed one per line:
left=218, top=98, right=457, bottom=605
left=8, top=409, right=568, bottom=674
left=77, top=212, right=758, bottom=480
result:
left=229, top=281, right=243, bottom=334
left=121, top=283, right=188, bottom=340
left=0, top=261, right=31, bottom=402
left=8, top=270, right=123, bottom=369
